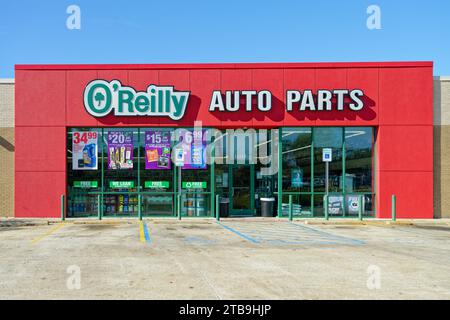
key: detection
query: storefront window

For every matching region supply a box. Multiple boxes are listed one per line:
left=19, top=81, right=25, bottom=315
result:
left=67, top=128, right=102, bottom=217
left=314, top=127, right=343, bottom=193
left=177, top=128, right=212, bottom=217
left=254, top=130, right=276, bottom=214
left=140, top=128, right=174, bottom=216
left=66, top=126, right=374, bottom=219
left=102, top=128, right=139, bottom=216
left=281, top=194, right=312, bottom=217
left=345, top=127, right=374, bottom=216
left=277, top=126, right=374, bottom=218
left=214, top=130, right=228, bottom=200
left=313, top=194, right=325, bottom=217
left=282, top=128, right=312, bottom=193
left=181, top=168, right=211, bottom=217
left=345, top=127, right=373, bottom=193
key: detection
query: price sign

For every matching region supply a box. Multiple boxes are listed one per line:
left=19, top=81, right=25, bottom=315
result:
left=72, top=131, right=98, bottom=170
left=145, top=130, right=171, bottom=170
left=180, top=129, right=207, bottom=169
left=107, top=131, right=134, bottom=170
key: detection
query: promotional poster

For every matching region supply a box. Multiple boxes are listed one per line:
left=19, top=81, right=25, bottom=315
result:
left=107, top=131, right=134, bottom=170
left=72, top=130, right=98, bottom=170
left=145, top=130, right=171, bottom=170
left=291, top=169, right=303, bottom=188
left=180, top=129, right=207, bottom=170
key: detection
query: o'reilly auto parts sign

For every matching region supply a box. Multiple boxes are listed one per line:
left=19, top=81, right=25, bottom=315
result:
left=84, top=79, right=366, bottom=120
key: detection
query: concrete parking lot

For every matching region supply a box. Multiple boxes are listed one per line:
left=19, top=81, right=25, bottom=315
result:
left=0, top=218, right=449, bottom=299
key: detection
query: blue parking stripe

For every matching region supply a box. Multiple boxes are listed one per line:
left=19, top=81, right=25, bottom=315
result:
left=288, top=222, right=365, bottom=245
left=143, top=222, right=151, bottom=243
left=217, top=221, right=365, bottom=246
left=217, top=222, right=259, bottom=244
left=218, top=221, right=365, bottom=246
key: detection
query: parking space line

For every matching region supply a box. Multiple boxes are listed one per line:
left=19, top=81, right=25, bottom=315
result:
left=218, top=221, right=365, bottom=246
left=139, top=221, right=145, bottom=242
left=217, top=222, right=259, bottom=244
left=288, top=222, right=365, bottom=245
left=139, top=221, right=151, bottom=244
left=143, top=222, right=151, bottom=243
left=31, top=223, right=66, bottom=245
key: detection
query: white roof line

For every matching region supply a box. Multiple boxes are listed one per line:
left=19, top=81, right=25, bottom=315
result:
left=434, top=76, right=450, bottom=81
left=2, top=76, right=449, bottom=83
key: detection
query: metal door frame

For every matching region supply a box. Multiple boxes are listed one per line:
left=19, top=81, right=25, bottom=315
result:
left=228, top=164, right=255, bottom=216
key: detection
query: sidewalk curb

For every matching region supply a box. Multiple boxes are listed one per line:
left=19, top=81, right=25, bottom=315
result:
left=1, top=217, right=449, bottom=228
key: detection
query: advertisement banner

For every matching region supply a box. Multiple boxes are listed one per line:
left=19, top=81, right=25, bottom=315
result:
left=145, top=181, right=170, bottom=189
left=145, top=130, right=171, bottom=170
left=182, top=181, right=207, bottom=189
left=109, top=181, right=135, bottom=189
left=327, top=195, right=344, bottom=215
left=347, top=195, right=362, bottom=214
left=180, top=129, right=207, bottom=169
left=72, top=131, right=98, bottom=170
left=74, top=181, right=98, bottom=188
left=107, top=131, right=133, bottom=169
left=291, top=169, right=303, bottom=188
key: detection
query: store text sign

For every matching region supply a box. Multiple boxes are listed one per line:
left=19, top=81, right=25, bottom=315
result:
left=84, top=80, right=190, bottom=120
left=84, top=80, right=366, bottom=120
left=209, top=89, right=365, bottom=112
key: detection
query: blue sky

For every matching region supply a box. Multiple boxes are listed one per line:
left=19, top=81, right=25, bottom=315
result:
left=1, top=0, right=449, bottom=77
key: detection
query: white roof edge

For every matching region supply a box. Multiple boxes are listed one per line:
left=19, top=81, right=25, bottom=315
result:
left=1, top=77, right=449, bottom=82
left=434, top=76, right=450, bottom=81
left=1, top=76, right=449, bottom=82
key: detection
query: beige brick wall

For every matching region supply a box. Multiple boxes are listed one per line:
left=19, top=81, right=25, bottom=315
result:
left=0, top=127, right=14, bottom=217
left=0, top=80, right=14, bottom=217
left=0, top=81, right=14, bottom=127
left=434, top=77, right=450, bottom=218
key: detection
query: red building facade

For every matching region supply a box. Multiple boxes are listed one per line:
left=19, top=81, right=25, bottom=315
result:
left=14, top=62, right=433, bottom=219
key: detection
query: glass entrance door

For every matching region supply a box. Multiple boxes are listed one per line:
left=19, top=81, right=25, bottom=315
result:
left=229, top=164, right=255, bottom=216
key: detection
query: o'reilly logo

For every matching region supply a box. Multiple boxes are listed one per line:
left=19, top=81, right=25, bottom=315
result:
left=84, top=79, right=189, bottom=120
